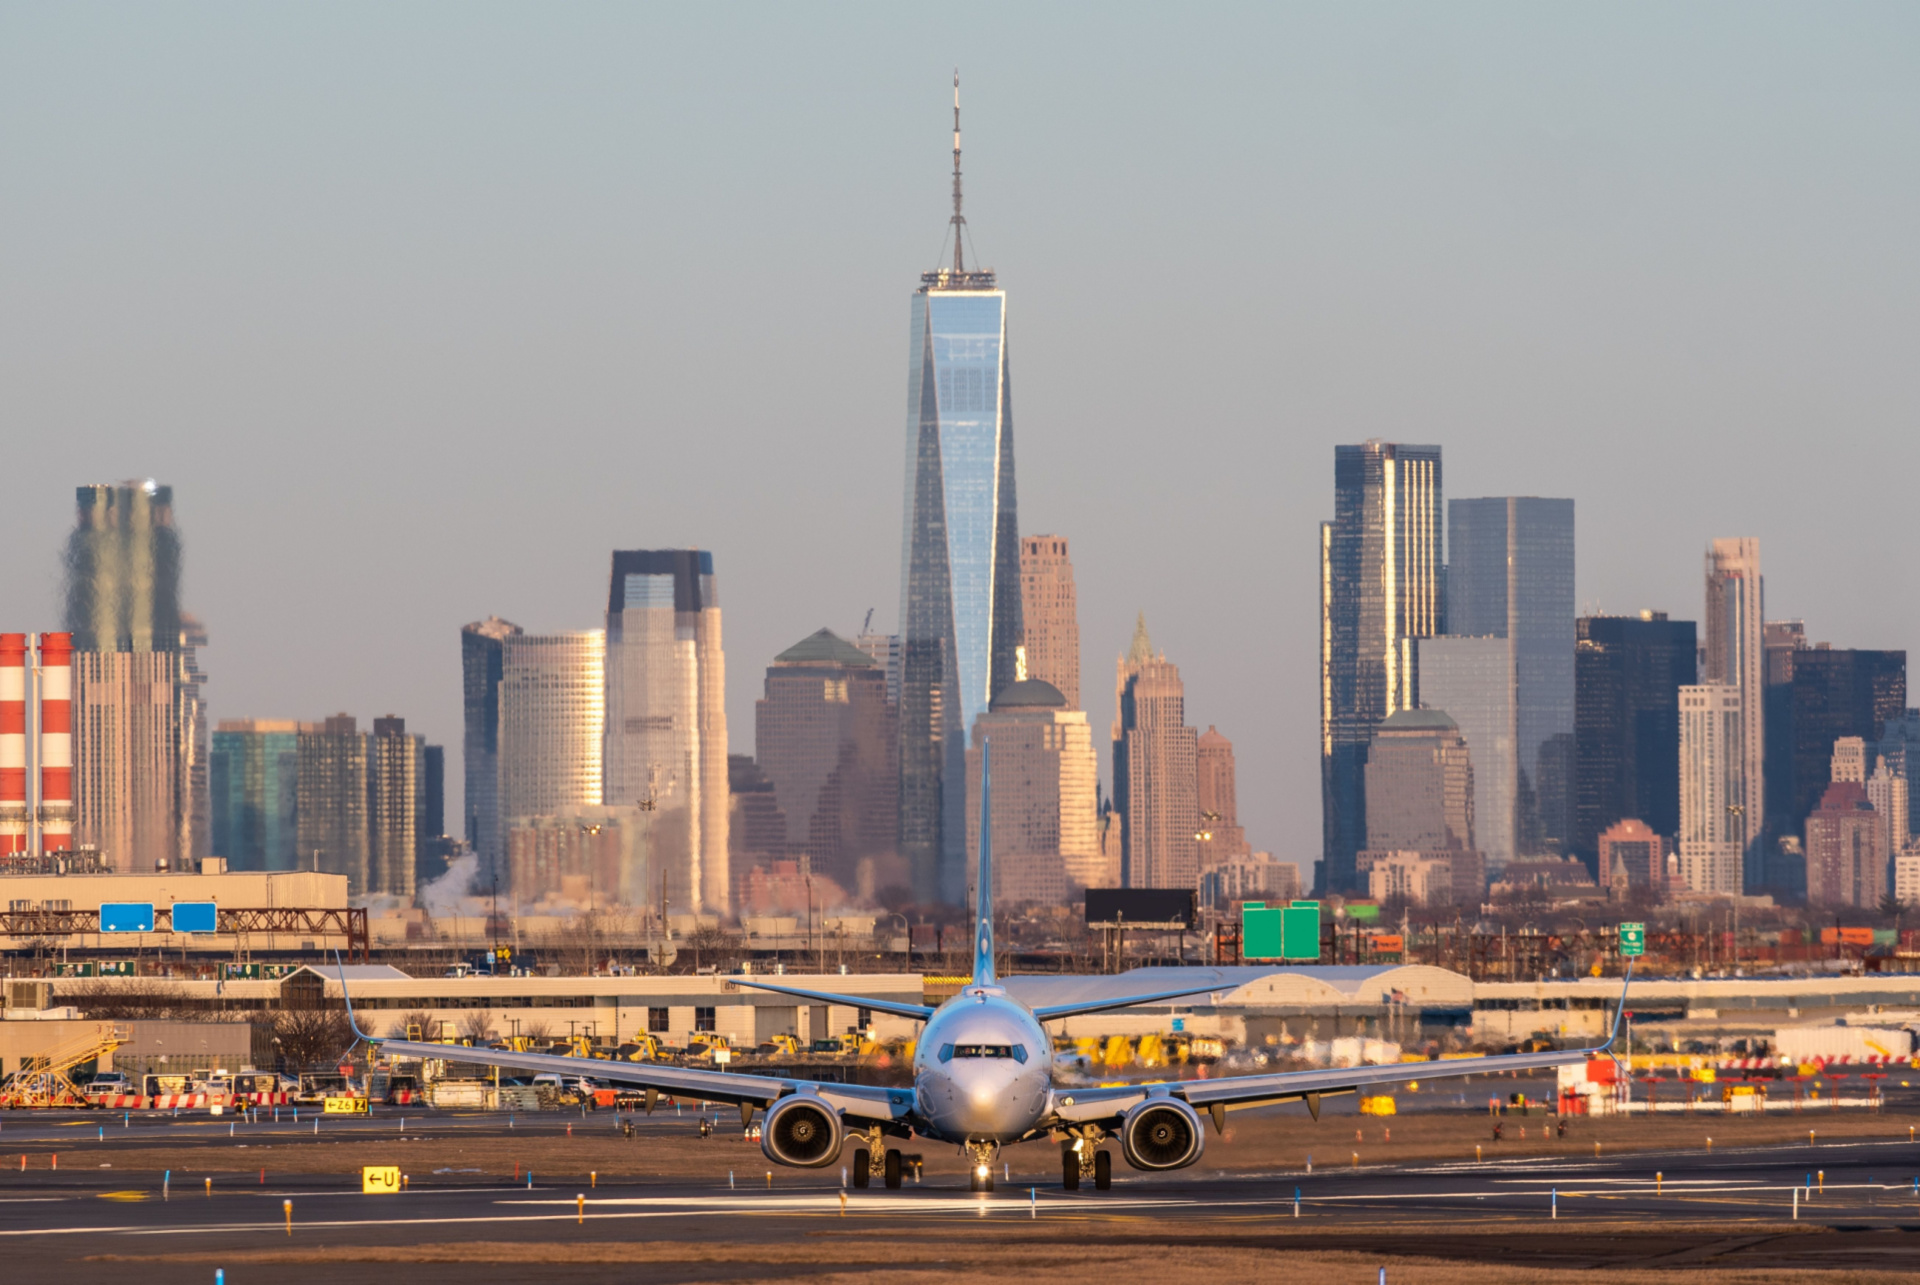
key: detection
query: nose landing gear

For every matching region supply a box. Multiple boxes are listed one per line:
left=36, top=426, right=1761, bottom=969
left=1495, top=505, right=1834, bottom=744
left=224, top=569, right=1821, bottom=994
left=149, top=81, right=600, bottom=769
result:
left=965, top=1139, right=999, bottom=1192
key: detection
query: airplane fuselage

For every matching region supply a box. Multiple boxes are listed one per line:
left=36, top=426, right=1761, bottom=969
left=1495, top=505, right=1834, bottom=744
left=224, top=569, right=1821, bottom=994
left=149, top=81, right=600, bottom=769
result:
left=909, top=985, right=1052, bottom=1144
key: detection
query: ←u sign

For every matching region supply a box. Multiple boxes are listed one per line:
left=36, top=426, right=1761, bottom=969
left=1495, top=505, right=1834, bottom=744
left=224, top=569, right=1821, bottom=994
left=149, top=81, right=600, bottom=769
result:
left=362, top=1166, right=401, bottom=1194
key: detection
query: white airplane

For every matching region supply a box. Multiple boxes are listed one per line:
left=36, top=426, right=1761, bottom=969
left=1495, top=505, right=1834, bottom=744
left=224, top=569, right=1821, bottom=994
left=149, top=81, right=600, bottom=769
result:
left=349, top=743, right=1629, bottom=1192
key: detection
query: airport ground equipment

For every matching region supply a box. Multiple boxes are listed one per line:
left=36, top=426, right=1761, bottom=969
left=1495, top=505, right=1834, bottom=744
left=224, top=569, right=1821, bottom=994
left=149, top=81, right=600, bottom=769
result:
left=0, top=1024, right=127, bottom=1108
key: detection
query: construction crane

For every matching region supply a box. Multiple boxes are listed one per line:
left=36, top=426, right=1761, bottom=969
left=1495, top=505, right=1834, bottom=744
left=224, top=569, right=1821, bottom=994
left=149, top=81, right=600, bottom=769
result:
left=0, top=1024, right=128, bottom=1108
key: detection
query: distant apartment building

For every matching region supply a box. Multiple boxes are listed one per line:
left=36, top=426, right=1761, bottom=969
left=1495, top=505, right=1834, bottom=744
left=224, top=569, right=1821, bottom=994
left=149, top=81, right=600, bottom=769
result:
left=1878, top=709, right=1920, bottom=850
left=1804, top=779, right=1884, bottom=909
left=1194, top=726, right=1251, bottom=870
left=1199, top=852, right=1300, bottom=912
left=1764, top=637, right=1906, bottom=839
left=1019, top=534, right=1080, bottom=709
left=1677, top=684, right=1745, bottom=896
left=1112, top=618, right=1198, bottom=890
left=754, top=629, right=898, bottom=901
left=1866, top=754, right=1908, bottom=871
left=1363, top=850, right=1457, bottom=907
left=296, top=715, right=368, bottom=895
left=602, top=550, right=728, bottom=914
left=964, top=678, right=1099, bottom=903
left=367, top=716, right=424, bottom=902
left=505, top=805, right=650, bottom=913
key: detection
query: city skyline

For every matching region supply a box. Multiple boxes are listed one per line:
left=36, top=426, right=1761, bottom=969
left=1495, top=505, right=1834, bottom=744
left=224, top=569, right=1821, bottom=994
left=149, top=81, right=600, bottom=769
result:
left=5, top=11, right=1920, bottom=881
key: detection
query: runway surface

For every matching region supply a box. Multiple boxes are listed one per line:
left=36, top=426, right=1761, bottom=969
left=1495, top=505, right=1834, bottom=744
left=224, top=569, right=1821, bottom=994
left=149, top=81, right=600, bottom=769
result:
left=1, top=1100, right=1918, bottom=1281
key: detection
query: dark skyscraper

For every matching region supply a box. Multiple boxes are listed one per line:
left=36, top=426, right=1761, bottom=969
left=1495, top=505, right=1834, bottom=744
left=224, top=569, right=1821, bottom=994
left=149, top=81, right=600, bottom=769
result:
left=1573, top=613, right=1697, bottom=870
left=461, top=616, right=521, bottom=883
left=1445, top=497, right=1575, bottom=857
left=754, top=629, right=898, bottom=899
left=1320, top=441, right=1443, bottom=894
left=1764, top=641, right=1906, bottom=836
left=897, top=88, right=1021, bottom=905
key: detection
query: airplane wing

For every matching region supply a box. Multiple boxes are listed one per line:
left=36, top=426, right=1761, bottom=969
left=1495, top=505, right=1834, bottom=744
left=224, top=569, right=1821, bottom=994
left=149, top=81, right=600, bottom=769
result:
left=729, top=978, right=934, bottom=1021
left=374, top=1036, right=913, bottom=1123
left=1052, top=963, right=1633, bottom=1129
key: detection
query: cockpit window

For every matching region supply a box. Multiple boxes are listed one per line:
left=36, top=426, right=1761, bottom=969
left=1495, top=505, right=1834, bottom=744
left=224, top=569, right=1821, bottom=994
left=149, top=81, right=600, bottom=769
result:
left=948, top=1044, right=1020, bottom=1059
left=938, top=1043, right=954, bottom=1063
left=1011, top=1045, right=1028, bottom=1064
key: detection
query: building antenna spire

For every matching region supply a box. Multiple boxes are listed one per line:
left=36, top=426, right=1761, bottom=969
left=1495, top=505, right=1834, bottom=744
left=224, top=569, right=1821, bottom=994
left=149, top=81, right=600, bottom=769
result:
left=950, top=69, right=966, bottom=274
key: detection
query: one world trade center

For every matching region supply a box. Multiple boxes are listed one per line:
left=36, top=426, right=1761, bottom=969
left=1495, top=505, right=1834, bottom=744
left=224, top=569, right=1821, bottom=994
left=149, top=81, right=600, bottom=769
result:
left=898, top=77, right=1022, bottom=905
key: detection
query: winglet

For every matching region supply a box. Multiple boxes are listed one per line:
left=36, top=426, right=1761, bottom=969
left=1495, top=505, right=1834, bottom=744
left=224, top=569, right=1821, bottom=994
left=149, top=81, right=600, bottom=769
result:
left=333, top=949, right=380, bottom=1047
left=973, top=739, right=996, bottom=985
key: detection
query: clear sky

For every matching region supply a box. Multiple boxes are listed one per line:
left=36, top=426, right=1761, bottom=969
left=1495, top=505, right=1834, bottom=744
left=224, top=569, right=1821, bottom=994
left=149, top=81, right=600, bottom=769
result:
left=3, top=4, right=1917, bottom=880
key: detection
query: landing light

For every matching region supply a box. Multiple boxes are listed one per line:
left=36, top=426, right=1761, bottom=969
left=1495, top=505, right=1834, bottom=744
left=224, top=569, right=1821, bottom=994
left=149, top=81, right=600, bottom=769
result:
left=975, top=1164, right=989, bottom=1178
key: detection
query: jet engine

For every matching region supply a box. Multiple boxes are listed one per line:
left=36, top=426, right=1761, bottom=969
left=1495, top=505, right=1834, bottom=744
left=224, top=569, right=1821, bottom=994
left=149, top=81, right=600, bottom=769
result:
left=1119, top=1098, right=1204, bottom=1171
left=760, top=1095, right=843, bottom=1168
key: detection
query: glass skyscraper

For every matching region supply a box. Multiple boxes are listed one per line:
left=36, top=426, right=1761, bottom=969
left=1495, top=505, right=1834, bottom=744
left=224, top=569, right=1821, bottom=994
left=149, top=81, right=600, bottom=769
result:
left=1446, top=497, right=1576, bottom=859
left=899, top=276, right=1021, bottom=904
left=1320, top=442, right=1443, bottom=895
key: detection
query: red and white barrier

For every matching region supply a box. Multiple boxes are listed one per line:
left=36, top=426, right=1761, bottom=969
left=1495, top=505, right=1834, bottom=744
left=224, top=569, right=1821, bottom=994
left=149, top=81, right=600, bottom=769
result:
left=0, top=634, right=25, bottom=856
left=89, top=1092, right=292, bottom=1110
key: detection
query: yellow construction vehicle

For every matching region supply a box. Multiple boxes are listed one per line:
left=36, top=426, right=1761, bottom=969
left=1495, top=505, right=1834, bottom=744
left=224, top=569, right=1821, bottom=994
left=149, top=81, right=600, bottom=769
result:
left=1, top=1024, right=128, bottom=1108
left=759, top=1033, right=801, bottom=1057
left=614, top=1033, right=662, bottom=1061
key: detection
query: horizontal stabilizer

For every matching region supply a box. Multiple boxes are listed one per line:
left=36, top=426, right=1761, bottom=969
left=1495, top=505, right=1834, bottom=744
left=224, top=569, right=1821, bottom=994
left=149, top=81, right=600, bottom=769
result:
left=1031, top=978, right=1231, bottom=1022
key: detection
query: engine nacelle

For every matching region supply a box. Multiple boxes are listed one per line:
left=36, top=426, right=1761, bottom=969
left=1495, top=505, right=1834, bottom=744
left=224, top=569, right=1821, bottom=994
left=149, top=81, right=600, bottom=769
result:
left=760, top=1094, right=844, bottom=1168
left=1119, top=1098, right=1205, bottom=1171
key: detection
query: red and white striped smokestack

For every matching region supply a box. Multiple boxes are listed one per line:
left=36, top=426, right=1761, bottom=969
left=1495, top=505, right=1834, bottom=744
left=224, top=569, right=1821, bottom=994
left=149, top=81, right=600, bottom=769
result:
left=37, top=632, right=73, bottom=855
left=0, top=634, right=26, bottom=856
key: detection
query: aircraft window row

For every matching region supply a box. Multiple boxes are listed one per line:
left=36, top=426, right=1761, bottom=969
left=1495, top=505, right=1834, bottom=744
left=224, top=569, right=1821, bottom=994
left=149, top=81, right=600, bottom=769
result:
left=936, top=1044, right=1028, bottom=1063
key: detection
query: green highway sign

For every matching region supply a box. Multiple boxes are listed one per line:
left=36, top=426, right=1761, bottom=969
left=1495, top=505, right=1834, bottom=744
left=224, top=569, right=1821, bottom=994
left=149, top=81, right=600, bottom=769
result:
left=1619, top=922, right=1646, bottom=957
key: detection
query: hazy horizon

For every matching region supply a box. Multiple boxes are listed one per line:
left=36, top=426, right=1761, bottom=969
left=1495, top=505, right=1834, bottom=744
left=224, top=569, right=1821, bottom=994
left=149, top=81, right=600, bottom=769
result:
left=4, top=4, right=1917, bottom=885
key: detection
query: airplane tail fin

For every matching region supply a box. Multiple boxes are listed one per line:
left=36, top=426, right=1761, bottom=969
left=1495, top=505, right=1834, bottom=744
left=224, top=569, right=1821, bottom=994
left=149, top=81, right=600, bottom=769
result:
left=333, top=949, right=379, bottom=1047
left=973, top=739, right=996, bottom=985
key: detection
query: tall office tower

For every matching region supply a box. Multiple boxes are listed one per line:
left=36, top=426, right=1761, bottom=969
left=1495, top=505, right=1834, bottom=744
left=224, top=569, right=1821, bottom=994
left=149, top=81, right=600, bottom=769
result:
left=1417, top=636, right=1515, bottom=874
left=505, top=805, right=648, bottom=912
left=461, top=616, right=521, bottom=882
left=1702, top=539, right=1766, bottom=888
left=898, top=86, right=1022, bottom=905
left=1804, top=777, right=1884, bottom=909
left=1677, top=683, right=1745, bottom=895
left=367, top=716, right=423, bottom=901
left=754, top=629, right=898, bottom=899
left=1866, top=754, right=1908, bottom=865
left=1363, top=710, right=1476, bottom=853
left=1194, top=726, right=1250, bottom=869
left=1572, top=613, right=1697, bottom=868
left=63, top=482, right=182, bottom=653
left=296, top=715, right=369, bottom=893
left=964, top=678, right=1099, bottom=903
left=1320, top=441, right=1443, bottom=894
left=209, top=719, right=299, bottom=871
left=0, top=635, right=24, bottom=854
left=1446, top=497, right=1576, bottom=856
left=603, top=550, right=728, bottom=915
left=1112, top=619, right=1199, bottom=889
left=71, top=650, right=181, bottom=872
left=852, top=630, right=901, bottom=706
left=1765, top=640, right=1906, bottom=840
left=498, top=632, right=605, bottom=876
left=1879, top=709, right=1920, bottom=847
left=1018, top=535, right=1079, bottom=709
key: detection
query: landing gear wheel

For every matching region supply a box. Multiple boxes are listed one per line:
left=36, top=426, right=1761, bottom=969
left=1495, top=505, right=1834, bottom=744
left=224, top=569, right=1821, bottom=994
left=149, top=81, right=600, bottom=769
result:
left=1094, top=1150, right=1112, bottom=1191
left=970, top=1169, right=996, bottom=1193
left=852, top=1149, right=870, bottom=1189
left=1061, top=1143, right=1080, bottom=1191
left=884, top=1148, right=902, bottom=1189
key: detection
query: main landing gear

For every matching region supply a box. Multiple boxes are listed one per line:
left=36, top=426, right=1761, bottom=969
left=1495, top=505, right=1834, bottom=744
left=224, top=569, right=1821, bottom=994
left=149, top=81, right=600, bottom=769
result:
left=1061, top=1137, right=1112, bottom=1191
left=852, top=1130, right=905, bottom=1189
